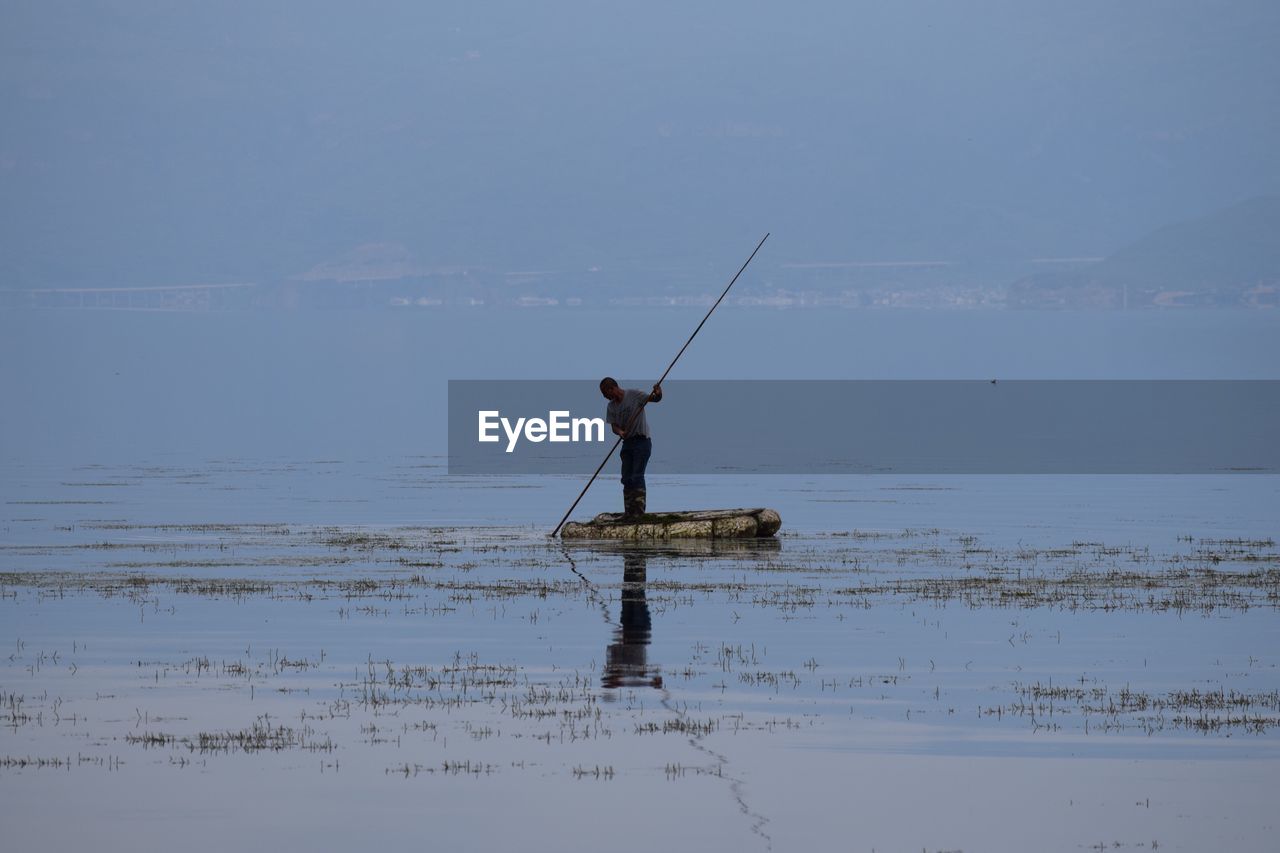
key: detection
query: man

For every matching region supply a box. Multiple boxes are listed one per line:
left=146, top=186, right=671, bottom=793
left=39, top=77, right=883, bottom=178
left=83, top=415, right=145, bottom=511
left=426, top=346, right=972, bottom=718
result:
left=599, top=377, right=662, bottom=518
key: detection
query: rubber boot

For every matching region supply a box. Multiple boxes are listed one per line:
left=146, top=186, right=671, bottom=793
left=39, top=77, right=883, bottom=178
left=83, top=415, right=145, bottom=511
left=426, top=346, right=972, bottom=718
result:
left=622, top=489, right=637, bottom=518
left=630, top=489, right=646, bottom=518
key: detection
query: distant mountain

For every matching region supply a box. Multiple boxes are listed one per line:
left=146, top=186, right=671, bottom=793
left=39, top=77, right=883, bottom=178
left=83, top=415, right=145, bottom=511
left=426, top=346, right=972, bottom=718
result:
left=1009, top=197, right=1280, bottom=308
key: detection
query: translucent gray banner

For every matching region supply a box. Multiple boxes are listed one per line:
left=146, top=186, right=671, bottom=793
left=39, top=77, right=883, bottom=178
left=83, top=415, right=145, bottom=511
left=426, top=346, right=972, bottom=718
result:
left=448, top=380, right=1280, bottom=475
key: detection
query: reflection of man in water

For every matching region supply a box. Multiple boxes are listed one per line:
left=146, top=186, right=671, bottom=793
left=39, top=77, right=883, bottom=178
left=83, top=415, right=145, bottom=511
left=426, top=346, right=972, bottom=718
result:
left=602, top=551, right=663, bottom=691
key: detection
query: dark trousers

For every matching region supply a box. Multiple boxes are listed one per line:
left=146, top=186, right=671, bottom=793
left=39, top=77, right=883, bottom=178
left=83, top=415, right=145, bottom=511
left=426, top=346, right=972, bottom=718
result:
left=620, top=436, right=652, bottom=490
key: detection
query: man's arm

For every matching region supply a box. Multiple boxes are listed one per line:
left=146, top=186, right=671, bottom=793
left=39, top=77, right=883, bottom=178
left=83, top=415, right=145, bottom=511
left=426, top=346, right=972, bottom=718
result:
left=611, top=387, right=659, bottom=438
left=609, top=401, right=628, bottom=438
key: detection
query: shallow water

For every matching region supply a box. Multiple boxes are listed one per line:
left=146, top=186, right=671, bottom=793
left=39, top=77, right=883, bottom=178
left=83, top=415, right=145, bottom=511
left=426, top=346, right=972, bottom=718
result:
left=2, top=458, right=1277, bottom=852
left=4, top=305, right=1279, bottom=849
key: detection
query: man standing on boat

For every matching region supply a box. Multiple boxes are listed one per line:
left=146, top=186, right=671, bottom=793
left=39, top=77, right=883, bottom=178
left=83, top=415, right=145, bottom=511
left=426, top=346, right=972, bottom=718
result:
left=599, top=377, right=662, bottom=518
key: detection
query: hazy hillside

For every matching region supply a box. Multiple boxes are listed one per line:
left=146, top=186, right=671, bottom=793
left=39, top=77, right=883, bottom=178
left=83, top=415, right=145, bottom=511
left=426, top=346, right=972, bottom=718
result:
left=1009, top=196, right=1280, bottom=308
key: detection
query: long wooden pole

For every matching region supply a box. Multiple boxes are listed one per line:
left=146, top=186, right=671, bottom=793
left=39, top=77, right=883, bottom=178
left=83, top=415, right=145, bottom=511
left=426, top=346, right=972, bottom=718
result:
left=550, top=233, right=769, bottom=536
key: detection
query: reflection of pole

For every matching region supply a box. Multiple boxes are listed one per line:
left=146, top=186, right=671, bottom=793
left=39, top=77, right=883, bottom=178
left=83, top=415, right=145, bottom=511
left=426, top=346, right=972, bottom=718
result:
left=602, top=551, right=663, bottom=691
left=558, top=543, right=613, bottom=626
left=551, top=233, right=770, bottom=537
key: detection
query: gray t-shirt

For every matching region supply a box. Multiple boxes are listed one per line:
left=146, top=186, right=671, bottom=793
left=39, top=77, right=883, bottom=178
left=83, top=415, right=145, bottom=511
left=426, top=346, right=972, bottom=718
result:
left=606, top=388, right=651, bottom=438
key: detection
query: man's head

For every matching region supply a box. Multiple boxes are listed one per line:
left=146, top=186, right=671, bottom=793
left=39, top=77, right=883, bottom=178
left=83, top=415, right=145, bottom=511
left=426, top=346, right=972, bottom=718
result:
left=599, top=377, right=624, bottom=402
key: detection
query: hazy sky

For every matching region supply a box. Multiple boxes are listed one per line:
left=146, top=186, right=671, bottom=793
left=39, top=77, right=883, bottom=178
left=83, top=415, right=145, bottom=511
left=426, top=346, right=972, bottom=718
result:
left=2, top=1, right=1278, bottom=286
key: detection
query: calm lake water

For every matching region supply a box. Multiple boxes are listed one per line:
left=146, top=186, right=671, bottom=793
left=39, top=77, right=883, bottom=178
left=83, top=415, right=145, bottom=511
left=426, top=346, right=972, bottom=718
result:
left=2, top=308, right=1279, bottom=851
